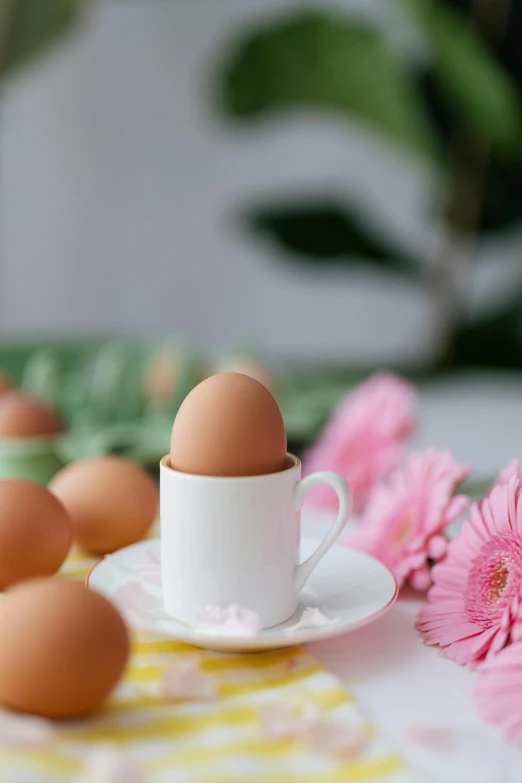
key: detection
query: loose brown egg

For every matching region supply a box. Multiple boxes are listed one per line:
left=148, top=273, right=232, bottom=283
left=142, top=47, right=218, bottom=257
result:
left=0, top=391, right=64, bottom=438
left=0, top=369, right=13, bottom=396
left=0, top=479, right=72, bottom=590
left=170, top=373, right=287, bottom=477
left=0, top=579, right=129, bottom=718
left=144, top=350, right=180, bottom=406
left=50, top=456, right=158, bottom=554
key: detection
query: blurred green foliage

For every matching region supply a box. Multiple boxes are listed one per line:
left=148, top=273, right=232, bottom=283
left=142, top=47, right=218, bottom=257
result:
left=403, top=0, right=522, bottom=155
left=247, top=201, right=420, bottom=278
left=0, top=338, right=205, bottom=479
left=0, top=0, right=83, bottom=78
left=222, top=12, right=436, bottom=157
left=216, top=0, right=522, bottom=370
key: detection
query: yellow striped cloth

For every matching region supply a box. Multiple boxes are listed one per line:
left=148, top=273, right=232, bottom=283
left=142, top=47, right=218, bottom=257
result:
left=0, top=541, right=415, bottom=783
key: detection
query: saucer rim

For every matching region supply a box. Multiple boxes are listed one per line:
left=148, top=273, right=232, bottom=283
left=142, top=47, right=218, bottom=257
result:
left=86, top=538, right=399, bottom=651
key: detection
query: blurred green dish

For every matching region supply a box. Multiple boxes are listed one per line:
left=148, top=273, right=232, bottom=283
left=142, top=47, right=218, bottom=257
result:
left=0, top=337, right=206, bottom=482
left=0, top=435, right=64, bottom=485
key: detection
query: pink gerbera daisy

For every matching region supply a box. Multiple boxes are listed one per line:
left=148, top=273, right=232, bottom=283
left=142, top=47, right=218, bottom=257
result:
left=350, top=450, right=469, bottom=590
left=474, top=641, right=522, bottom=746
left=496, top=459, right=522, bottom=487
left=417, top=477, right=522, bottom=669
left=303, top=373, right=417, bottom=514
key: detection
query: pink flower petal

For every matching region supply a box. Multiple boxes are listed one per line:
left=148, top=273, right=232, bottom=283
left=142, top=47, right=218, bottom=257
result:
left=285, top=608, right=339, bottom=633
left=427, top=535, right=448, bottom=561
left=475, top=641, right=522, bottom=746
left=160, top=659, right=217, bottom=701
left=303, top=373, right=417, bottom=513
left=356, top=449, right=469, bottom=591
left=195, top=604, right=261, bottom=638
left=113, top=581, right=158, bottom=615
left=417, top=479, right=522, bottom=668
left=496, top=460, right=522, bottom=488
left=409, top=565, right=432, bottom=591
left=433, top=622, right=482, bottom=646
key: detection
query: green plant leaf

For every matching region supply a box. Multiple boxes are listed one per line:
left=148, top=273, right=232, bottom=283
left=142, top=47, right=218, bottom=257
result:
left=217, top=11, right=436, bottom=157
left=246, top=201, right=421, bottom=278
left=455, top=288, right=522, bottom=369
left=417, top=68, right=522, bottom=233
left=0, top=0, right=81, bottom=78
left=401, top=0, right=522, bottom=155
left=430, top=0, right=522, bottom=91
left=479, top=156, right=522, bottom=233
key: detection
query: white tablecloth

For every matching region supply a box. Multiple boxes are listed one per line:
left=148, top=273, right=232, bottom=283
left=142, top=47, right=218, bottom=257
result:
left=302, top=518, right=522, bottom=783
left=309, top=598, right=522, bottom=783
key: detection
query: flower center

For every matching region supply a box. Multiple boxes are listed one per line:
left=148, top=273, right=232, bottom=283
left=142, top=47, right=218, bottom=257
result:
left=465, top=532, right=522, bottom=628
left=491, top=565, right=509, bottom=600
left=393, top=515, right=414, bottom=545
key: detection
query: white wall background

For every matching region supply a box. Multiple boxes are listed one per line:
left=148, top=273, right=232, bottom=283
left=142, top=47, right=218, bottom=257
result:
left=1, top=0, right=521, bottom=364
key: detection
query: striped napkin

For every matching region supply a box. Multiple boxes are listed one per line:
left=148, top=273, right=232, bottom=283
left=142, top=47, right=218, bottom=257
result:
left=0, top=541, right=417, bottom=782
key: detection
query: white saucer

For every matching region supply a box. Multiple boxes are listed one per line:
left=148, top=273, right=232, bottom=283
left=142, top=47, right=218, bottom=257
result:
left=87, top=537, right=398, bottom=652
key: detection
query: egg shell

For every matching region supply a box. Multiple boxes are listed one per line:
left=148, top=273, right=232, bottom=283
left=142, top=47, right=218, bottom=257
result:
left=215, top=358, right=275, bottom=394
left=144, top=351, right=180, bottom=406
left=0, top=392, right=64, bottom=438
left=0, top=479, right=72, bottom=590
left=50, top=456, right=158, bottom=554
left=170, top=373, right=287, bottom=477
left=0, top=579, right=129, bottom=719
left=0, top=370, right=13, bottom=396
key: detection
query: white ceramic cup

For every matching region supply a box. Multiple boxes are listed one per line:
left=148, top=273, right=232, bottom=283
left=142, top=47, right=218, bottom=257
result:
left=160, top=454, right=352, bottom=628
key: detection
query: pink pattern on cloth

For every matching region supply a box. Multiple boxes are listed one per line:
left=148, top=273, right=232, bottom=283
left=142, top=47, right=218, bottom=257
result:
left=302, top=373, right=417, bottom=514
left=0, top=712, right=54, bottom=750
left=474, top=641, right=522, bottom=746
left=259, top=701, right=367, bottom=759
left=259, top=700, right=318, bottom=740
left=417, top=477, right=522, bottom=669
left=77, top=749, right=145, bottom=783
left=303, top=720, right=368, bottom=759
left=195, top=604, right=261, bottom=637
left=160, top=659, right=217, bottom=701
left=351, top=450, right=470, bottom=590
left=405, top=723, right=458, bottom=753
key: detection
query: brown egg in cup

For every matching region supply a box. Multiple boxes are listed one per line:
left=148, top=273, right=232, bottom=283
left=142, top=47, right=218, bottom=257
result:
left=169, top=372, right=287, bottom=477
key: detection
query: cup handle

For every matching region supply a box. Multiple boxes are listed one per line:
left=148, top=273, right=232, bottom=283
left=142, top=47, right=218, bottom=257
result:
left=293, top=471, right=352, bottom=592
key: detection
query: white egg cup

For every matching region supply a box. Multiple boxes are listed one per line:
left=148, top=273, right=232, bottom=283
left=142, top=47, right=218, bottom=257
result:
left=160, top=454, right=352, bottom=628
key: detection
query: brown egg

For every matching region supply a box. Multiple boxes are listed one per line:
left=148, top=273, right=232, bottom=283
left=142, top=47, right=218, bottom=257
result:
left=50, top=456, right=158, bottom=554
left=0, top=391, right=64, bottom=438
left=0, top=369, right=13, bottom=396
left=170, top=373, right=287, bottom=477
left=0, top=579, right=129, bottom=718
left=0, top=479, right=72, bottom=590
left=144, top=350, right=180, bottom=406
left=215, top=358, right=275, bottom=394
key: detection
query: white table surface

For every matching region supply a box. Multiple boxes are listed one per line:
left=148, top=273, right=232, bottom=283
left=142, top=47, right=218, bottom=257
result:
left=301, top=516, right=522, bottom=783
